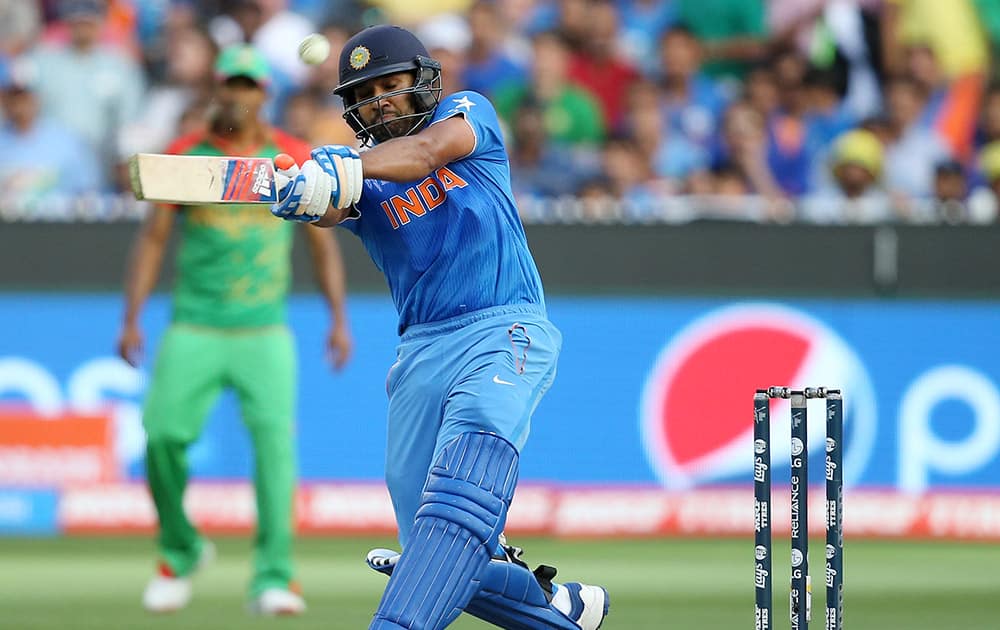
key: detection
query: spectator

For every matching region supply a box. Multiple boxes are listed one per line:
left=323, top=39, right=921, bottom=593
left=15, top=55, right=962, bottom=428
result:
left=745, top=63, right=780, bottom=118
left=713, top=100, right=783, bottom=200
left=119, top=25, right=218, bottom=155
left=282, top=87, right=356, bottom=146
left=657, top=25, right=729, bottom=150
left=801, top=128, right=898, bottom=223
left=462, top=0, right=527, bottom=98
left=0, top=0, right=42, bottom=57
left=526, top=0, right=592, bottom=53
left=209, top=0, right=311, bottom=119
left=976, top=82, right=1000, bottom=149
left=804, top=66, right=859, bottom=191
left=696, top=161, right=776, bottom=221
left=493, top=30, right=605, bottom=146
left=905, top=43, right=982, bottom=161
left=786, top=0, right=883, bottom=120
left=601, top=135, right=668, bottom=220
left=40, top=0, right=140, bottom=58
left=209, top=0, right=264, bottom=48
left=567, top=0, right=640, bottom=132
left=176, top=98, right=211, bottom=137
left=508, top=99, right=588, bottom=199
left=928, top=160, right=973, bottom=224
left=365, top=0, right=475, bottom=25
left=880, top=74, right=952, bottom=199
left=281, top=88, right=323, bottom=143
left=765, top=48, right=813, bottom=195
left=0, top=57, right=101, bottom=203
left=966, top=141, right=1000, bottom=223
left=625, top=80, right=708, bottom=189
left=713, top=162, right=752, bottom=196
left=243, top=0, right=315, bottom=85
left=906, top=42, right=944, bottom=96
left=417, top=13, right=471, bottom=97
left=804, top=67, right=857, bottom=147
left=676, top=0, right=768, bottom=83
left=767, top=0, right=825, bottom=56
left=881, top=0, right=988, bottom=80
left=617, top=0, right=677, bottom=75
left=28, top=0, right=145, bottom=190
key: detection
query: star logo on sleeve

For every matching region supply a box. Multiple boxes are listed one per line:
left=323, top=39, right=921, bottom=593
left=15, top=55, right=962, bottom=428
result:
left=452, top=96, right=475, bottom=111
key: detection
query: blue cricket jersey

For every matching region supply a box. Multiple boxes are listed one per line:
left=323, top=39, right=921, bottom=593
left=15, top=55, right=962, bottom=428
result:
left=340, top=91, right=546, bottom=333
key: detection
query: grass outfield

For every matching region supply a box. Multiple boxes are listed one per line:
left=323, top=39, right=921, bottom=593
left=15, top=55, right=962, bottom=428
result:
left=1, top=536, right=998, bottom=629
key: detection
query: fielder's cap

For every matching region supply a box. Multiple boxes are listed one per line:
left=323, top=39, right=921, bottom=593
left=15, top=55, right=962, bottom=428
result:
left=979, top=141, right=1000, bottom=181
left=214, top=45, right=270, bottom=86
left=59, top=0, right=107, bottom=19
left=831, top=129, right=883, bottom=178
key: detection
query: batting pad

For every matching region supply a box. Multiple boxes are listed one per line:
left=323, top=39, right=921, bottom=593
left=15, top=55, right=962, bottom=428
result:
left=464, top=559, right=581, bottom=629
left=370, top=432, right=518, bottom=630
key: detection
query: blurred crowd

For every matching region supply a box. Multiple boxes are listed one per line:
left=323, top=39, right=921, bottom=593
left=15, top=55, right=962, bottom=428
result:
left=4, top=0, right=1000, bottom=224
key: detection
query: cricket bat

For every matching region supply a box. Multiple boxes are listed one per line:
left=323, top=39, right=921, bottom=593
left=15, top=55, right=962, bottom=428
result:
left=128, top=153, right=283, bottom=204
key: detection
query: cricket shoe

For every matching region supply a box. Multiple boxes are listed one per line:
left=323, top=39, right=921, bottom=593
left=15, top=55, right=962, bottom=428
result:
left=551, top=582, right=611, bottom=630
left=142, top=540, right=216, bottom=613
left=365, top=546, right=610, bottom=630
left=366, top=548, right=400, bottom=576
left=249, top=583, right=307, bottom=616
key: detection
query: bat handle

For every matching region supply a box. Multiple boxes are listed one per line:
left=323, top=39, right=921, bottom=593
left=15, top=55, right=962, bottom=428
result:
left=273, top=153, right=299, bottom=194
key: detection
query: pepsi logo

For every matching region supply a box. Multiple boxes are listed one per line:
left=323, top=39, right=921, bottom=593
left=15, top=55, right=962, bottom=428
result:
left=640, top=303, right=877, bottom=488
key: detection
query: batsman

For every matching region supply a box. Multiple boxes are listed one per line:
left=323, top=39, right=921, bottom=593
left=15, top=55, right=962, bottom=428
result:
left=269, top=25, right=610, bottom=630
left=117, top=45, right=352, bottom=615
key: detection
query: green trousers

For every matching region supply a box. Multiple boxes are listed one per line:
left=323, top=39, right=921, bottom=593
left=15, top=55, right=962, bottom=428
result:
left=143, top=323, right=297, bottom=596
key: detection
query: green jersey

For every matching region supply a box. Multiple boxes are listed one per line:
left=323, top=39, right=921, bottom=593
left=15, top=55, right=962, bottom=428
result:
left=164, top=130, right=311, bottom=328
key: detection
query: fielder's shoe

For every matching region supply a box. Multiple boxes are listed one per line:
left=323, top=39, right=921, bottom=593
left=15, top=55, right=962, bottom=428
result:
left=249, top=583, right=306, bottom=616
left=551, top=582, right=611, bottom=630
left=142, top=540, right=216, bottom=613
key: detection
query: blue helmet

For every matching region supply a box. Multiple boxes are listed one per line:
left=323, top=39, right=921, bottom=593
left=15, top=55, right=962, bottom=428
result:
left=333, top=25, right=443, bottom=145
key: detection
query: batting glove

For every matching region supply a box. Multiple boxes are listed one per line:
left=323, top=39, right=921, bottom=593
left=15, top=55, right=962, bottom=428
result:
left=311, top=145, right=364, bottom=209
left=270, top=159, right=333, bottom=222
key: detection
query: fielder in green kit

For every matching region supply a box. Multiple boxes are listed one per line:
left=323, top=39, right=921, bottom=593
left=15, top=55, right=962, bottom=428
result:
left=116, top=45, right=353, bottom=616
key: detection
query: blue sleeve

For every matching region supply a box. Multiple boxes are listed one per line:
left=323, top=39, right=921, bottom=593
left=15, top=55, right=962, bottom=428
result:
left=430, top=91, right=506, bottom=162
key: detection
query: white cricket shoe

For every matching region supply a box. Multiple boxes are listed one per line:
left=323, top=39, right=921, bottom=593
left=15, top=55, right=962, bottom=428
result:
left=142, top=540, right=215, bottom=613
left=551, top=582, right=610, bottom=630
left=250, top=587, right=307, bottom=616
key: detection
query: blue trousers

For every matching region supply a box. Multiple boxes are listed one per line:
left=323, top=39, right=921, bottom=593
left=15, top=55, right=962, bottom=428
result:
left=384, top=304, right=561, bottom=546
